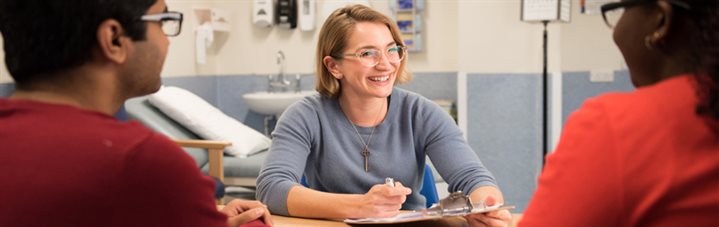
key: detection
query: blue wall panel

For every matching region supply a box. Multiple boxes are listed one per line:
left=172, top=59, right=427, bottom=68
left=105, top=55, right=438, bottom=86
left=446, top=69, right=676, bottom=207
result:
left=217, top=75, right=275, bottom=134
left=562, top=71, right=634, bottom=125
left=398, top=72, right=457, bottom=101
left=161, top=76, right=219, bottom=106
left=466, top=73, right=543, bottom=212
left=0, top=83, right=14, bottom=97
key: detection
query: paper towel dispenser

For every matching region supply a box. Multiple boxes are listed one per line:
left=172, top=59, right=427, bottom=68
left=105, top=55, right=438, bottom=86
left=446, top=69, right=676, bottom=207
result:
left=276, top=0, right=297, bottom=29
left=298, top=0, right=315, bottom=31
left=192, top=8, right=230, bottom=64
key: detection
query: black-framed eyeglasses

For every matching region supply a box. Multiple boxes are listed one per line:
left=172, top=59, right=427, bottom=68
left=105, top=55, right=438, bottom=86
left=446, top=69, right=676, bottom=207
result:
left=141, top=11, right=183, bottom=37
left=333, top=46, right=407, bottom=67
left=600, top=0, right=690, bottom=28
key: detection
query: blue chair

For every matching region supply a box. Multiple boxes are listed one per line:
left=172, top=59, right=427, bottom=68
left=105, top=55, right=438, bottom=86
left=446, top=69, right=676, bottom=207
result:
left=300, top=164, right=439, bottom=208
left=420, top=164, right=439, bottom=207
left=212, top=177, right=226, bottom=199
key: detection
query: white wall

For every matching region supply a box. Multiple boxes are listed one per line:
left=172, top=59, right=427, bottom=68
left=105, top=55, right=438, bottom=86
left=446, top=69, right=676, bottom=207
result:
left=162, top=0, right=321, bottom=77
left=458, top=0, right=560, bottom=74
left=0, top=0, right=623, bottom=83
left=457, top=0, right=622, bottom=74
left=405, top=0, right=458, bottom=72
left=560, top=1, right=624, bottom=72
left=160, top=0, right=458, bottom=78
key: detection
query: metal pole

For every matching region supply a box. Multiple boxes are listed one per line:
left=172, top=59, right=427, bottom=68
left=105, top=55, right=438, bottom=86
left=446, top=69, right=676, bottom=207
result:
left=542, top=20, right=549, bottom=166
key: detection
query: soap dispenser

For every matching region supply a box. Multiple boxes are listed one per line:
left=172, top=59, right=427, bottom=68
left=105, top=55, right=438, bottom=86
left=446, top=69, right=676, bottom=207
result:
left=253, top=0, right=274, bottom=27
left=275, top=0, right=297, bottom=29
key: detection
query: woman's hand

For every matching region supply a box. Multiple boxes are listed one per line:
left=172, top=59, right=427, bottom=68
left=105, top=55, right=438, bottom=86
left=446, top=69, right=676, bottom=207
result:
left=355, top=182, right=412, bottom=218
left=465, top=196, right=512, bottom=227
left=220, top=199, right=273, bottom=227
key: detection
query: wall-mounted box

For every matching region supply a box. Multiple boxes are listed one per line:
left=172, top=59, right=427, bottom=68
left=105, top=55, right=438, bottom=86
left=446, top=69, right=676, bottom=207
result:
left=390, top=0, right=425, bottom=52
left=253, top=0, right=274, bottom=28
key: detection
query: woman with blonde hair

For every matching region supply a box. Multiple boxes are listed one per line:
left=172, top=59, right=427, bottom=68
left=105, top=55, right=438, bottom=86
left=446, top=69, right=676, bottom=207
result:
left=257, top=4, right=510, bottom=226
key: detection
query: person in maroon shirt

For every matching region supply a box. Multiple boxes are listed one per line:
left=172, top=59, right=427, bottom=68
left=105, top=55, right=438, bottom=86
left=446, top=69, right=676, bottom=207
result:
left=520, top=0, right=719, bottom=226
left=0, top=0, right=272, bottom=226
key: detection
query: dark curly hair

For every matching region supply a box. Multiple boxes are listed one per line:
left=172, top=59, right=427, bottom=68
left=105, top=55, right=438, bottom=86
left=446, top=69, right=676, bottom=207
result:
left=0, top=0, right=156, bottom=85
left=679, top=0, right=719, bottom=120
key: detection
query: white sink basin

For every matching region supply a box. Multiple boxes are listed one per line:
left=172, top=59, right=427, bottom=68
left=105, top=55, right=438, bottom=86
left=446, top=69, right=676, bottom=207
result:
left=243, top=91, right=316, bottom=116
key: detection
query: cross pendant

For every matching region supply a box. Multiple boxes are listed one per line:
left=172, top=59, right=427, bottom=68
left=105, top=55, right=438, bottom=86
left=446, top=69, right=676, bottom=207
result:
left=362, top=148, right=370, bottom=172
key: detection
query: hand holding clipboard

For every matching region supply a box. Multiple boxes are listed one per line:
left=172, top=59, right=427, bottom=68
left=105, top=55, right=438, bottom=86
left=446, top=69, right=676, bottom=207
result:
left=346, top=181, right=514, bottom=224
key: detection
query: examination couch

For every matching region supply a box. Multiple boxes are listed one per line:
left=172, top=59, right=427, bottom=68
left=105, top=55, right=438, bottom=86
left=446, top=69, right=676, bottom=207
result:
left=124, top=96, right=268, bottom=189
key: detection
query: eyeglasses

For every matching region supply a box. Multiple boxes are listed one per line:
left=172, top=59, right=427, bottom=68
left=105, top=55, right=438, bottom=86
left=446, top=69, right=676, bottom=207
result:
left=140, top=11, right=184, bottom=37
left=601, top=0, right=690, bottom=28
left=334, top=46, right=407, bottom=67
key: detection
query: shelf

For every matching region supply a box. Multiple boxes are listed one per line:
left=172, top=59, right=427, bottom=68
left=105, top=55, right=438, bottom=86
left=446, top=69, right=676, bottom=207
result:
left=391, top=0, right=424, bottom=52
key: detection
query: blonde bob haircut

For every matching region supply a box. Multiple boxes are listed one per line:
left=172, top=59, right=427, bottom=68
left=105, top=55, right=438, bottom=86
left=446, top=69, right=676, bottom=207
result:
left=315, top=4, right=412, bottom=99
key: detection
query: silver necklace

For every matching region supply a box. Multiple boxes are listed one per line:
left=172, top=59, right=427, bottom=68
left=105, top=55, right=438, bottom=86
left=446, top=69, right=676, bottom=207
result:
left=349, top=100, right=385, bottom=172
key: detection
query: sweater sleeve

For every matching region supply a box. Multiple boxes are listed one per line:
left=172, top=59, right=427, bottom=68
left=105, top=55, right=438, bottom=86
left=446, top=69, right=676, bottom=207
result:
left=420, top=98, right=497, bottom=195
left=112, top=132, right=227, bottom=227
left=519, top=98, right=621, bottom=227
left=256, top=101, right=316, bottom=216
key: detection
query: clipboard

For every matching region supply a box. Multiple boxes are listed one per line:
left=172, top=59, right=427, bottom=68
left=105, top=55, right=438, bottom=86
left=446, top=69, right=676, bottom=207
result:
left=344, top=191, right=515, bottom=224
left=344, top=204, right=515, bottom=224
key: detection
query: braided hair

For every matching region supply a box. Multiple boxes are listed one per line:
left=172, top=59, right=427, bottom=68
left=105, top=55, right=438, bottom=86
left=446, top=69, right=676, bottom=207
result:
left=681, top=0, right=719, bottom=120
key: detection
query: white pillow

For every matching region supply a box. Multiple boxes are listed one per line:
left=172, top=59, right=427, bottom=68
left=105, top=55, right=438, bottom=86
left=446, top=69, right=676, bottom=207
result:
left=148, top=86, right=271, bottom=158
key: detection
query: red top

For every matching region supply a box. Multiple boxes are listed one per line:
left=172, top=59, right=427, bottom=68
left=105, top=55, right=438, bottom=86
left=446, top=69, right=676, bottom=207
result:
left=0, top=99, right=227, bottom=226
left=520, top=75, right=719, bottom=226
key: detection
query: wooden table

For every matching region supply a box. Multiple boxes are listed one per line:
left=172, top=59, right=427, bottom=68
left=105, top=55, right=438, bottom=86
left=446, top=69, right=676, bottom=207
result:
left=219, top=205, right=522, bottom=226
left=268, top=214, right=524, bottom=227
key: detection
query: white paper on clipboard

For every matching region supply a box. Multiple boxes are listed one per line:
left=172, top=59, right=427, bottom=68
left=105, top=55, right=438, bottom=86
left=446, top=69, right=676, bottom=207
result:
left=344, top=204, right=515, bottom=224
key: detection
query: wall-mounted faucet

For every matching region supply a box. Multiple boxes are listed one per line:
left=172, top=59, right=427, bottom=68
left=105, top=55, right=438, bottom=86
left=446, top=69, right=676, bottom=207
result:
left=276, top=50, right=286, bottom=82
left=268, top=50, right=301, bottom=93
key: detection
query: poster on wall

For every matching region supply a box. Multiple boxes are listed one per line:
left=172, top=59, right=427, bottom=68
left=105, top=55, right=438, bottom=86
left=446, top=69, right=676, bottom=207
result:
left=521, top=0, right=570, bottom=22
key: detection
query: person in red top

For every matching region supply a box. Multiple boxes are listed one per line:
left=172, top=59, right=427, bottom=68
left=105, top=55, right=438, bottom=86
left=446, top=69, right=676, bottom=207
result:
left=520, top=0, right=719, bottom=226
left=0, top=0, right=272, bottom=226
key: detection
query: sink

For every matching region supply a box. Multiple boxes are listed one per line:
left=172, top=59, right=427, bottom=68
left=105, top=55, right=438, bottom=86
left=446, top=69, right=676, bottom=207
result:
left=243, top=91, right=316, bottom=116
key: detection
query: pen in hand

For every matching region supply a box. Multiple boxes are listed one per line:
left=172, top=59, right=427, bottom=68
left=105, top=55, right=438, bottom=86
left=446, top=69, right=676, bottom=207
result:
left=385, top=177, right=395, bottom=187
